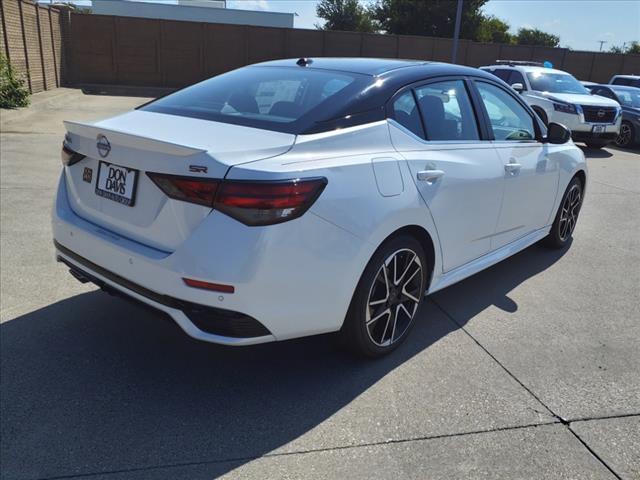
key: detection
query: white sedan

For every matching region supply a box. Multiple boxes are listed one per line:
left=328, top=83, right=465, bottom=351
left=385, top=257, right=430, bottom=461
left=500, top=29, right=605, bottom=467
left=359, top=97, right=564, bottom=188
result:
left=53, top=58, right=587, bottom=357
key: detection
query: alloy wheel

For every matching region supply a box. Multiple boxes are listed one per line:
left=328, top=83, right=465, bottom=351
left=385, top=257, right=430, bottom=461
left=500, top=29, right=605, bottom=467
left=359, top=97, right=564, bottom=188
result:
left=558, top=184, right=582, bottom=241
left=365, top=248, right=423, bottom=347
left=616, top=123, right=632, bottom=147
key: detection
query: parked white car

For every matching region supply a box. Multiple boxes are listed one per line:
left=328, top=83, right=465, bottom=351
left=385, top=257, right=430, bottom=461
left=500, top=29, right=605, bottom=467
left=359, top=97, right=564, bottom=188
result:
left=481, top=61, right=622, bottom=149
left=53, top=58, right=587, bottom=356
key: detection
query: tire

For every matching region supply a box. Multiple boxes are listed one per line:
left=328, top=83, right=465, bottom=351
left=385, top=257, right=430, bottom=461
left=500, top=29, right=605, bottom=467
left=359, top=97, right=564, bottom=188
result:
left=615, top=121, right=635, bottom=148
left=532, top=107, right=548, bottom=126
left=543, top=176, right=583, bottom=249
left=585, top=141, right=608, bottom=149
left=340, top=234, right=428, bottom=357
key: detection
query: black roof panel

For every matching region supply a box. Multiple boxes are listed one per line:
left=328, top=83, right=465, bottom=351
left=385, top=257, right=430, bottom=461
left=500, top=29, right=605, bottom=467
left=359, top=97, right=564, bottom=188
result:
left=253, top=58, right=496, bottom=83
left=253, top=57, right=429, bottom=76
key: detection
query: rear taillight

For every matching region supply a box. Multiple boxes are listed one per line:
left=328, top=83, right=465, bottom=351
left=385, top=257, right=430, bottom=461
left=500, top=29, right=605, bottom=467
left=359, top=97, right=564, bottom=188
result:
left=61, top=142, right=85, bottom=166
left=147, top=173, right=219, bottom=207
left=215, top=178, right=327, bottom=226
left=146, top=173, right=327, bottom=226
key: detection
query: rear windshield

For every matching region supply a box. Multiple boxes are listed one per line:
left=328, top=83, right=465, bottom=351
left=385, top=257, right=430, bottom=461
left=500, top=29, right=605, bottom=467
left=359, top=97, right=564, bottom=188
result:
left=141, top=66, right=369, bottom=134
left=612, top=77, right=640, bottom=87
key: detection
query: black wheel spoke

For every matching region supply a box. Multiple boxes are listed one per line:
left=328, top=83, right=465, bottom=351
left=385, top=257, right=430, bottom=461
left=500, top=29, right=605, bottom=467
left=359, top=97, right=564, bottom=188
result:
left=558, top=183, right=581, bottom=242
left=366, top=248, right=423, bottom=347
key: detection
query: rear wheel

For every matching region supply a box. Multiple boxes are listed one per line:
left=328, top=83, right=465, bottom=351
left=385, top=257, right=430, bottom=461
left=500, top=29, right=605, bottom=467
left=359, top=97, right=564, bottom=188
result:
left=340, top=235, right=427, bottom=357
left=615, top=121, right=635, bottom=148
left=544, top=177, right=583, bottom=249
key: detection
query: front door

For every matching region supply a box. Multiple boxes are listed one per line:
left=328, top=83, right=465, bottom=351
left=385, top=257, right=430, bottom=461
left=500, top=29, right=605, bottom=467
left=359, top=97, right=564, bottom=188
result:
left=473, top=81, right=560, bottom=248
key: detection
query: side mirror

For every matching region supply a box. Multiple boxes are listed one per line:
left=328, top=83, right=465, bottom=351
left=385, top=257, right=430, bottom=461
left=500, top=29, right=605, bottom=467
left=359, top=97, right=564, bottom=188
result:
left=511, top=82, right=525, bottom=93
left=545, top=122, right=571, bottom=144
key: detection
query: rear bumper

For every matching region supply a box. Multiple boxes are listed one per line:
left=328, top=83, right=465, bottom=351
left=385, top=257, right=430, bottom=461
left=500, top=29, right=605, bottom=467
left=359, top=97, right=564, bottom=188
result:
left=55, top=241, right=273, bottom=343
left=52, top=172, right=368, bottom=345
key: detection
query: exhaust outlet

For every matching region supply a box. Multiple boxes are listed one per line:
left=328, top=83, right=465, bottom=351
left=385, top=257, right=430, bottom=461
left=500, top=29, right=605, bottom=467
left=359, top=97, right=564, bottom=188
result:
left=68, top=267, right=90, bottom=284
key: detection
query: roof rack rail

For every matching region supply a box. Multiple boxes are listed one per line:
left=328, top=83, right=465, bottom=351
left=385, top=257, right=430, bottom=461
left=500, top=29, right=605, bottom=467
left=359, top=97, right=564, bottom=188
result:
left=495, top=60, right=545, bottom=67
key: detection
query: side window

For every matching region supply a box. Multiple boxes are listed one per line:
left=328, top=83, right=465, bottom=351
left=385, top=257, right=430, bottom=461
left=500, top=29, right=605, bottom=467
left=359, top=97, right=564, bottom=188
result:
left=596, top=88, right=615, bottom=100
left=391, top=91, right=423, bottom=138
left=489, top=69, right=512, bottom=82
left=508, top=70, right=526, bottom=87
left=476, top=82, right=536, bottom=141
left=414, top=80, right=479, bottom=141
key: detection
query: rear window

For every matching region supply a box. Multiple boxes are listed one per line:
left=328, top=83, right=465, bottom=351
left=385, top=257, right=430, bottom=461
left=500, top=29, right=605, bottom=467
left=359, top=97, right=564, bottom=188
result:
left=141, top=66, right=368, bottom=134
left=489, top=69, right=512, bottom=82
left=612, top=77, right=640, bottom=87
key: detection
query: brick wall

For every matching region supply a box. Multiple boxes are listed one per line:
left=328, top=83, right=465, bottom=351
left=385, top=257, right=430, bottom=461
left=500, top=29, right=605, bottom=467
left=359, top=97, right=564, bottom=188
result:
left=65, top=13, right=640, bottom=88
left=0, top=0, right=69, bottom=93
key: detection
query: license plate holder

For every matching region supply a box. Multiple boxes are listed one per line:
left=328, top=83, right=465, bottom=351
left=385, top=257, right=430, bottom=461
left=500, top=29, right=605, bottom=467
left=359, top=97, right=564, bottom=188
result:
left=95, top=161, right=139, bottom=207
left=591, top=124, right=606, bottom=134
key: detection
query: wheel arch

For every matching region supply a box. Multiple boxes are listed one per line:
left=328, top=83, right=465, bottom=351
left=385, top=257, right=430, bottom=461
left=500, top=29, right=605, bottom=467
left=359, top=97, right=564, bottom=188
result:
left=573, top=168, right=586, bottom=189
left=377, top=224, right=437, bottom=291
left=531, top=105, right=548, bottom=124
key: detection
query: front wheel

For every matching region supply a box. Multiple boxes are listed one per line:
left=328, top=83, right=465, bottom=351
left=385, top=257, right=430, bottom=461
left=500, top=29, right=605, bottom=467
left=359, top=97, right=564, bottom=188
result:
left=615, top=121, right=635, bottom=148
left=543, top=177, right=583, bottom=249
left=340, top=235, right=427, bottom=357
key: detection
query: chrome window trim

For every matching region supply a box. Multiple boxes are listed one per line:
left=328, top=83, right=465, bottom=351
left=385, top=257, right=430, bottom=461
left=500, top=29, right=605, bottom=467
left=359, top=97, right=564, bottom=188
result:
left=387, top=118, right=492, bottom=147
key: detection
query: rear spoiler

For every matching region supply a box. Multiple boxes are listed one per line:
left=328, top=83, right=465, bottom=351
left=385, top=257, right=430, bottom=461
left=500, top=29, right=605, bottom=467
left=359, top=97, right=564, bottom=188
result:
left=63, top=120, right=207, bottom=157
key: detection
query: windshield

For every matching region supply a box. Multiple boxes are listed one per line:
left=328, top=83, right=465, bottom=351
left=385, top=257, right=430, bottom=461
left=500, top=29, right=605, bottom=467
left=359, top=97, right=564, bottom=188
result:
left=526, top=71, right=588, bottom=94
left=141, top=67, right=368, bottom=133
left=611, top=87, right=640, bottom=108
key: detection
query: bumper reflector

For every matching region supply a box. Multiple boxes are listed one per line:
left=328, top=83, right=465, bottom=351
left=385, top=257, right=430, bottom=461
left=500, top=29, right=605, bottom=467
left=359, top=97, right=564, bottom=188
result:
left=183, top=277, right=235, bottom=294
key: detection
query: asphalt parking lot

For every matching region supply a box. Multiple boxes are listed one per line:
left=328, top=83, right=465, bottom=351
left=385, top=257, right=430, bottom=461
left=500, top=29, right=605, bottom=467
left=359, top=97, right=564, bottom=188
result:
left=1, top=88, right=639, bottom=480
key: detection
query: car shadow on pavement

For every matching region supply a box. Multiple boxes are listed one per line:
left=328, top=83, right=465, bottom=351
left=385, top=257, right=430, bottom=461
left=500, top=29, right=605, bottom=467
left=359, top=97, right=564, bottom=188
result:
left=0, top=244, right=568, bottom=480
left=579, top=146, right=614, bottom=159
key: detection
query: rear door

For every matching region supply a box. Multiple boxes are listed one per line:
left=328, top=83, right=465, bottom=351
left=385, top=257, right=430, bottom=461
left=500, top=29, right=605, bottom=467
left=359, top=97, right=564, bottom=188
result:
left=472, top=80, right=560, bottom=249
left=389, top=78, right=505, bottom=272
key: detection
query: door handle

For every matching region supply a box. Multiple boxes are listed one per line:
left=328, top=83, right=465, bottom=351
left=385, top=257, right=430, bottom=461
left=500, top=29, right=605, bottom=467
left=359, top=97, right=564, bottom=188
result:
left=417, top=169, right=445, bottom=182
left=504, top=163, right=522, bottom=173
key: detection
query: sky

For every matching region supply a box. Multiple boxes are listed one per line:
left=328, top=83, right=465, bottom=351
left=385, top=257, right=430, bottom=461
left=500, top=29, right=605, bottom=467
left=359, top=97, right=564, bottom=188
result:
left=227, top=0, right=640, bottom=52
left=43, top=0, right=640, bottom=52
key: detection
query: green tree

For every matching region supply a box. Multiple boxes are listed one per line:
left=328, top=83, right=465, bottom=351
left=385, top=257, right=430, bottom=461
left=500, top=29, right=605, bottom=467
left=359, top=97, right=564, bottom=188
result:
left=477, top=15, right=512, bottom=43
left=370, top=0, right=488, bottom=40
left=316, top=0, right=376, bottom=32
left=627, top=41, right=640, bottom=54
left=515, top=28, right=560, bottom=47
left=609, top=41, right=640, bottom=54
left=0, top=54, right=30, bottom=109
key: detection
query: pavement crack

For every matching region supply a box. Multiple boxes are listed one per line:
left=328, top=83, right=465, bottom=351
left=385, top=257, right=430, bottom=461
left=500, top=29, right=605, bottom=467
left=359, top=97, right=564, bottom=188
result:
left=566, top=426, right=623, bottom=480
left=429, top=297, right=625, bottom=480
left=590, top=180, right=639, bottom=195
left=566, top=412, right=640, bottom=424
left=28, top=422, right=562, bottom=480
left=430, top=298, right=557, bottom=420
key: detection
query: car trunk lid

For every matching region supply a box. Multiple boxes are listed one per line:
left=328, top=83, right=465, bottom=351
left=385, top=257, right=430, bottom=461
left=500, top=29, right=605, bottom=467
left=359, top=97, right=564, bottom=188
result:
left=62, top=110, right=295, bottom=252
